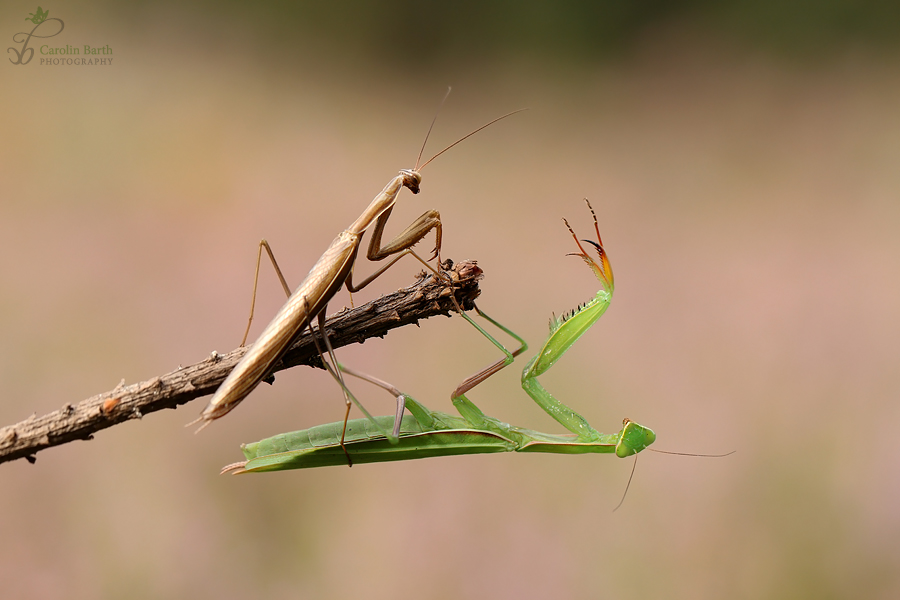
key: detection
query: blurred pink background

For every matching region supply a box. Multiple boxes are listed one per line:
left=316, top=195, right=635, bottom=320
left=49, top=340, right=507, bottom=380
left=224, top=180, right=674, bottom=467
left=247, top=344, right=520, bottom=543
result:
left=2, top=3, right=899, bottom=599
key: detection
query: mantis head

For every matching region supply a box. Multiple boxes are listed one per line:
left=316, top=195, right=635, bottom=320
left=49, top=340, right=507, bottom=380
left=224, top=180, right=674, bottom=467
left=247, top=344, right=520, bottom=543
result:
left=399, top=169, right=422, bottom=194
left=616, top=419, right=656, bottom=458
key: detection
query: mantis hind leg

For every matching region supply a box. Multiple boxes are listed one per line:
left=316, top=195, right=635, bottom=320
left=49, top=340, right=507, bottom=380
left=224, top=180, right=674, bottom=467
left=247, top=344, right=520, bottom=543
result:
left=241, top=240, right=293, bottom=347
left=338, top=365, right=433, bottom=432
left=449, top=306, right=528, bottom=433
left=301, top=301, right=402, bottom=466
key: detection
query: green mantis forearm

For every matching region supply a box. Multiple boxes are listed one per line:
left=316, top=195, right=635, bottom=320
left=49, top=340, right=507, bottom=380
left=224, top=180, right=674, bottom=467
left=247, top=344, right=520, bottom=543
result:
left=449, top=200, right=650, bottom=455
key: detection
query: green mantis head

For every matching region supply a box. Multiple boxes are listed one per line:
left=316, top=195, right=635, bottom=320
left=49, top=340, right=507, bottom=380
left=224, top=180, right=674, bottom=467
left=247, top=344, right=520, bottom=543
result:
left=615, top=419, right=656, bottom=458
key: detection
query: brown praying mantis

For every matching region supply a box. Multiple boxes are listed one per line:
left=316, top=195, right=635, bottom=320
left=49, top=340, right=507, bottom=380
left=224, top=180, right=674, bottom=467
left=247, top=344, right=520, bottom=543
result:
left=193, top=91, right=524, bottom=463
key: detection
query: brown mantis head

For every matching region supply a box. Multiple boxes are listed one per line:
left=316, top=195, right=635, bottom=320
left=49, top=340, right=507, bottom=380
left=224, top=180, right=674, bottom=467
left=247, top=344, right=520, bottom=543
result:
left=398, top=169, right=422, bottom=194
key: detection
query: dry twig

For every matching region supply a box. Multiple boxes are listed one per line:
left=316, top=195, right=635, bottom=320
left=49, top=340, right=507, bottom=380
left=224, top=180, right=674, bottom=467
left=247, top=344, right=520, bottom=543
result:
left=0, top=260, right=483, bottom=465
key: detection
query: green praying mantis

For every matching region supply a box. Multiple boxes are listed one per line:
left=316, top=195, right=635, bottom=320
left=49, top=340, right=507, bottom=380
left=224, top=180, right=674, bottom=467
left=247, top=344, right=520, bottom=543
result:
left=222, top=200, right=661, bottom=476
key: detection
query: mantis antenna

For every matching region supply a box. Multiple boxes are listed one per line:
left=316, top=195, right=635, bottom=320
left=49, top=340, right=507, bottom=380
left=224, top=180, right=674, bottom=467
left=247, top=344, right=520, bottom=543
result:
left=614, top=449, right=737, bottom=512
left=414, top=87, right=453, bottom=170
left=419, top=108, right=529, bottom=171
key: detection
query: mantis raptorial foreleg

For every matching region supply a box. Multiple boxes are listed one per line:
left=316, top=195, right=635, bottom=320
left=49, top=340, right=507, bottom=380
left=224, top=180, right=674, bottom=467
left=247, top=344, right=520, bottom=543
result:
left=517, top=199, right=616, bottom=440
left=448, top=200, right=635, bottom=449
left=344, top=209, right=446, bottom=295
left=366, top=207, right=442, bottom=261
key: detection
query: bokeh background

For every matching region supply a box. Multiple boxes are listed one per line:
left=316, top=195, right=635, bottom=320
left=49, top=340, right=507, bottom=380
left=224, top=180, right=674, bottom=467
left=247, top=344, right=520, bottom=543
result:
left=2, top=1, right=899, bottom=598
